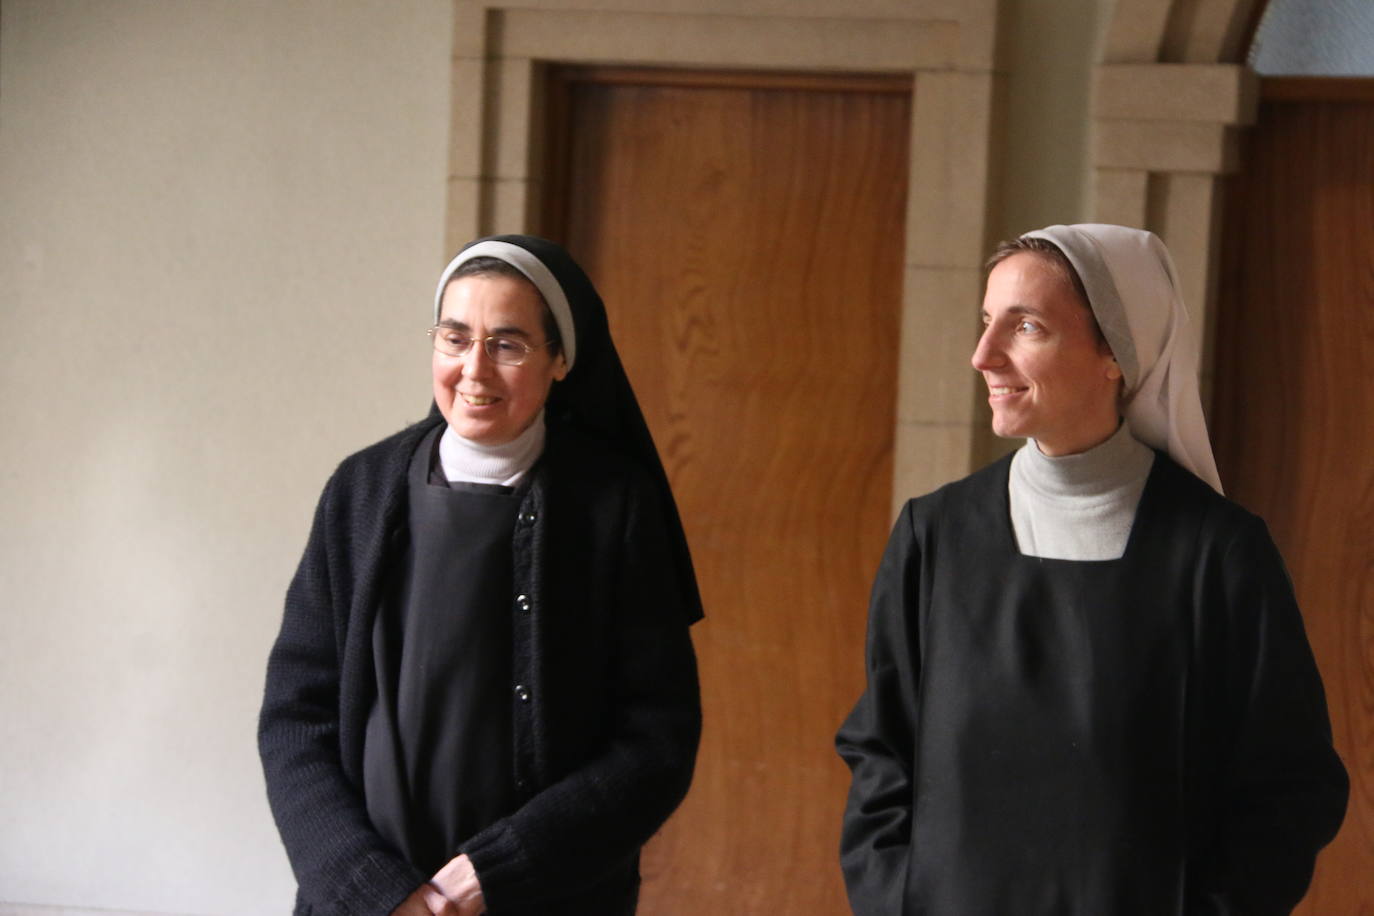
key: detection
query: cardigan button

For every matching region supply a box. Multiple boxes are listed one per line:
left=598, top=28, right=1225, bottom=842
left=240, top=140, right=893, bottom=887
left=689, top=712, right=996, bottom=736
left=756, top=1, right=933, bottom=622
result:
left=515, top=594, right=531, bottom=612
left=514, top=684, right=530, bottom=702
left=519, top=511, right=537, bottom=525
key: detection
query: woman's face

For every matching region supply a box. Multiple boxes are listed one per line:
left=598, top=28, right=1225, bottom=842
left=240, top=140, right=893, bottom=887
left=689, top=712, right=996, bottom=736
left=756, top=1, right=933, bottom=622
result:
left=432, top=272, right=568, bottom=446
left=971, top=252, right=1122, bottom=456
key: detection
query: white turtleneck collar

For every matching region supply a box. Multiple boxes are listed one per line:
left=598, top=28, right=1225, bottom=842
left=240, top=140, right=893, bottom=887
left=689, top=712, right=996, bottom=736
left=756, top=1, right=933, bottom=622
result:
left=1008, top=421, right=1155, bottom=560
left=438, top=411, right=546, bottom=487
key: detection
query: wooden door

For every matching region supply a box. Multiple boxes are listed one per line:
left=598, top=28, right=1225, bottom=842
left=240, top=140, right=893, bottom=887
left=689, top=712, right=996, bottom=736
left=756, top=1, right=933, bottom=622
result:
left=542, top=66, right=910, bottom=914
left=1212, top=78, right=1374, bottom=913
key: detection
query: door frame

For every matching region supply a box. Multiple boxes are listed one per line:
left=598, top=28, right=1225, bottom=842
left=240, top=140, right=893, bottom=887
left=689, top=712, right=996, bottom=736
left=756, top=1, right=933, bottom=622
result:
left=443, top=0, right=1010, bottom=512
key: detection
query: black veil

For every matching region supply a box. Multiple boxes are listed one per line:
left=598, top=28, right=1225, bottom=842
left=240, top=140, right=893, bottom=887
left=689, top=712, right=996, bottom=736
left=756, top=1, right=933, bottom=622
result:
left=441, top=234, right=704, bottom=624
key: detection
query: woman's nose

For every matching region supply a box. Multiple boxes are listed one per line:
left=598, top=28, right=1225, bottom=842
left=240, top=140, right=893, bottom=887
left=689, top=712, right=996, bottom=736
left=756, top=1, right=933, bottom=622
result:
left=461, top=341, right=494, bottom=377
left=970, top=327, right=1003, bottom=371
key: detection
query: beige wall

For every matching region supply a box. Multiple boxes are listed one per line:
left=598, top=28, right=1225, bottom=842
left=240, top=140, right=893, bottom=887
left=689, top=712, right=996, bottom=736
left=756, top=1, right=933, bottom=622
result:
left=997, top=0, right=1104, bottom=240
left=0, top=1, right=1104, bottom=912
left=0, top=1, right=452, bottom=912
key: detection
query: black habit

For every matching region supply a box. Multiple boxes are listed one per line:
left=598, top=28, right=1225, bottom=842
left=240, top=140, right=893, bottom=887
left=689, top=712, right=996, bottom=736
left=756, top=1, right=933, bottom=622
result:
left=259, top=235, right=703, bottom=916
left=836, top=453, right=1347, bottom=915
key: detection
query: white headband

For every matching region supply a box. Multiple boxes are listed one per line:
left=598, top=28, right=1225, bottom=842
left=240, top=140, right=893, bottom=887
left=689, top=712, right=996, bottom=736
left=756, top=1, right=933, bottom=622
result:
left=434, top=240, right=577, bottom=369
left=1023, top=224, right=1222, bottom=494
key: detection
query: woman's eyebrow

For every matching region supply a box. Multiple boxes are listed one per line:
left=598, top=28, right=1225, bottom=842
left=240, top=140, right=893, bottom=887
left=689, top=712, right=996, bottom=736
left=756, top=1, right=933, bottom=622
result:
left=982, top=304, right=1044, bottom=320
left=436, top=319, right=532, bottom=337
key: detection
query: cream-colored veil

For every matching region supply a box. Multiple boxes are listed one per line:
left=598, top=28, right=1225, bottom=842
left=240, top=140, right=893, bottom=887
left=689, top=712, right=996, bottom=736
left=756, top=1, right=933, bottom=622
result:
left=1022, top=224, right=1223, bottom=493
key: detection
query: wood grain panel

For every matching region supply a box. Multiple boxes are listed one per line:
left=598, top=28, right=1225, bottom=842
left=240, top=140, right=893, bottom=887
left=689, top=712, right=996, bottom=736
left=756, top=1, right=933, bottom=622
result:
left=1212, top=90, right=1374, bottom=913
left=544, top=67, right=910, bottom=914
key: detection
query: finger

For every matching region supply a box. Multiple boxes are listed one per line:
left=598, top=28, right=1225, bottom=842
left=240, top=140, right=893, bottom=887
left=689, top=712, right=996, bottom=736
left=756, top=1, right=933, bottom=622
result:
left=420, top=887, right=453, bottom=916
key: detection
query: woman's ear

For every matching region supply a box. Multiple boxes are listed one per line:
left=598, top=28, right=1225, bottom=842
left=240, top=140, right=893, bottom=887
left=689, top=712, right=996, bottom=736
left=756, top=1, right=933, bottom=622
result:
left=552, top=352, right=570, bottom=383
left=1106, top=357, right=1123, bottom=381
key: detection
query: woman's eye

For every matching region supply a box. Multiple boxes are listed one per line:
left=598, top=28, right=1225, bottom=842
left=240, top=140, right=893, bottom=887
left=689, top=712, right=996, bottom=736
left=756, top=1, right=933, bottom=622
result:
left=1017, top=320, right=1040, bottom=334
left=492, top=338, right=524, bottom=355
left=444, top=333, right=470, bottom=348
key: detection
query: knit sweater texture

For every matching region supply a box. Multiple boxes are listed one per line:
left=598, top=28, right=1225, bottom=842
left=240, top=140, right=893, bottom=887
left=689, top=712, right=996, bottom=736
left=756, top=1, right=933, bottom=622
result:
left=258, top=414, right=701, bottom=915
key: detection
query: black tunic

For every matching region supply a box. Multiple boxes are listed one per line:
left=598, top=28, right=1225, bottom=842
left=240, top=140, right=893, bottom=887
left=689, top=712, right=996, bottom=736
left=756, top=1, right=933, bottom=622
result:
left=363, top=427, right=521, bottom=873
left=836, top=453, right=1347, bottom=916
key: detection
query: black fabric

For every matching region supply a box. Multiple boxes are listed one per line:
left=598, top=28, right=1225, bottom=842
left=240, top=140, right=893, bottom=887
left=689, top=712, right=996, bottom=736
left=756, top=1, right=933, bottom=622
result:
left=450, top=234, right=703, bottom=624
left=362, top=426, right=521, bottom=874
left=836, top=453, right=1348, bottom=916
left=259, top=418, right=701, bottom=916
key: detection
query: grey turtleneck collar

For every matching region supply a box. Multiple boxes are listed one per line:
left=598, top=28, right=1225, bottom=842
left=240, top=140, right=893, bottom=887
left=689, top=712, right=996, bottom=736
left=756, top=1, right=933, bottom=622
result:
left=438, top=410, right=546, bottom=487
left=1008, top=422, right=1155, bottom=561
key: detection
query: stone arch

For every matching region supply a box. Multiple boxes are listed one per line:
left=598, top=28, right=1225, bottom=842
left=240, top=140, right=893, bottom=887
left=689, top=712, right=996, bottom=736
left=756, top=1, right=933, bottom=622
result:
left=1091, top=0, right=1264, bottom=397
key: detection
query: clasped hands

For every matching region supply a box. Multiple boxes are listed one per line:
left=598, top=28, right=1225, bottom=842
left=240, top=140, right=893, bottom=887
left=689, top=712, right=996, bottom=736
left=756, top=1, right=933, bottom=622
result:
left=391, top=853, right=485, bottom=916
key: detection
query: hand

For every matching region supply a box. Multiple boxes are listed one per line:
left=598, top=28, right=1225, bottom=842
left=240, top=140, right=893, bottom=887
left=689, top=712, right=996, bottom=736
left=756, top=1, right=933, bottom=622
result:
left=389, top=887, right=438, bottom=916
left=425, top=854, right=486, bottom=916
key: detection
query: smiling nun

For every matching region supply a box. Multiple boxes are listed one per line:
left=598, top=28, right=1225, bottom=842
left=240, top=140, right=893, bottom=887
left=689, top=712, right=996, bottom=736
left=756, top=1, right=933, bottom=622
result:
left=836, top=224, right=1348, bottom=915
left=259, top=235, right=703, bottom=916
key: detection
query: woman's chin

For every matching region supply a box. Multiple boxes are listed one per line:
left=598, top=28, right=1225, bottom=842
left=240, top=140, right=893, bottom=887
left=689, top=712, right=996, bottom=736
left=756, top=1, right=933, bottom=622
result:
left=451, top=413, right=537, bottom=447
left=989, top=416, right=1029, bottom=441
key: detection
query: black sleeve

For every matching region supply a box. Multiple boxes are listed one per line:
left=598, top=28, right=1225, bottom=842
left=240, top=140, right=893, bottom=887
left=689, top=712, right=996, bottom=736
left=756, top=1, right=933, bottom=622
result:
left=1196, top=514, right=1348, bottom=914
left=258, top=473, right=424, bottom=916
left=835, top=501, right=923, bottom=915
left=459, top=477, right=702, bottom=909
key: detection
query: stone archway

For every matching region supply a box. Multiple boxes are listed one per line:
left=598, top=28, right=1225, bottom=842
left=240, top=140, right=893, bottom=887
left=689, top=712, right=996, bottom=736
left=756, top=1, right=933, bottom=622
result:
left=1091, top=0, right=1262, bottom=395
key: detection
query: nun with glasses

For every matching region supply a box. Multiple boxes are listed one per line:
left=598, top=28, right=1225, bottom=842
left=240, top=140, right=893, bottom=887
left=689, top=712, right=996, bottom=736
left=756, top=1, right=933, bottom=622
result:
left=837, top=224, right=1348, bottom=915
left=259, top=235, right=703, bottom=916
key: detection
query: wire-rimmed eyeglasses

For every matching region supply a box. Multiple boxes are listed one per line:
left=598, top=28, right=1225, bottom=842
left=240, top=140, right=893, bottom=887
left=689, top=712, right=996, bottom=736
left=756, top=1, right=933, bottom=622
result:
left=427, top=326, right=556, bottom=366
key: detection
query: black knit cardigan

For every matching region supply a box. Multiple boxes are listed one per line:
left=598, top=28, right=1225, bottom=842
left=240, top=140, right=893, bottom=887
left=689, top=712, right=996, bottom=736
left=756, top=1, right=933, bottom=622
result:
left=258, top=413, right=701, bottom=915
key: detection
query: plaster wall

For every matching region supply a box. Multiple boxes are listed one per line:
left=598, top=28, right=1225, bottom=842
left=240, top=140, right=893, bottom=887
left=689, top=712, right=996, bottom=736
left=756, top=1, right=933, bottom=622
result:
left=0, top=2, right=451, bottom=912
